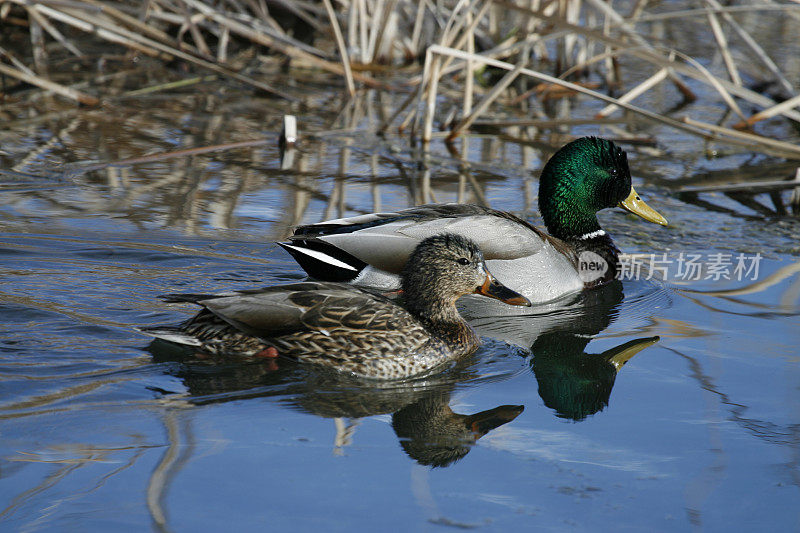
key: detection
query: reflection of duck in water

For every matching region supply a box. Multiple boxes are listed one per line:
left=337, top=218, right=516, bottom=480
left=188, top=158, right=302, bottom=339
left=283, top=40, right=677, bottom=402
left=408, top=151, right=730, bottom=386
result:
left=150, top=349, right=523, bottom=467
left=469, top=280, right=664, bottom=421
left=392, top=393, right=523, bottom=468
left=532, top=334, right=659, bottom=421
left=140, top=234, right=529, bottom=379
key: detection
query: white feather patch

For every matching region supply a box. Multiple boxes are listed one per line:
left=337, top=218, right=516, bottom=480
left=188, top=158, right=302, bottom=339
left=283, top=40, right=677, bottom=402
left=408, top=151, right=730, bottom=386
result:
left=281, top=243, right=358, bottom=271
left=137, top=329, right=202, bottom=346
left=578, top=229, right=606, bottom=240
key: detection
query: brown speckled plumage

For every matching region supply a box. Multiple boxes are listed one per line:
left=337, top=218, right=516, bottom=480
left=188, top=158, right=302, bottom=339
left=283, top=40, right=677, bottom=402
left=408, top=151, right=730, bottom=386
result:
left=140, top=234, right=529, bottom=379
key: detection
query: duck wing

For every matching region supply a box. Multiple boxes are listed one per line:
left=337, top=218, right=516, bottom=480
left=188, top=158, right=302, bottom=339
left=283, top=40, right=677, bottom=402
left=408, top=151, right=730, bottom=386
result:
left=163, top=281, right=418, bottom=338
left=283, top=204, right=570, bottom=279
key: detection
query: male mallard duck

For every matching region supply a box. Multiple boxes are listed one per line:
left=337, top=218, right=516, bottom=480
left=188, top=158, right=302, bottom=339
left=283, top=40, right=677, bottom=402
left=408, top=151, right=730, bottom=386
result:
left=531, top=334, right=659, bottom=421
left=279, top=137, right=667, bottom=304
left=140, top=234, right=530, bottom=379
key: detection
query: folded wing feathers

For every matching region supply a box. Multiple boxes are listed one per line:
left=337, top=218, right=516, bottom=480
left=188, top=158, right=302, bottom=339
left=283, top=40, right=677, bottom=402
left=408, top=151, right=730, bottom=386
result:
left=158, top=283, right=407, bottom=341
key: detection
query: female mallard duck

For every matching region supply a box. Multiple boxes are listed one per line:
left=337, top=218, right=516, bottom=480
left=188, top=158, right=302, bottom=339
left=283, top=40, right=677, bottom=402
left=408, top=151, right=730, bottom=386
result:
left=280, top=137, right=667, bottom=304
left=392, top=393, right=524, bottom=467
left=141, top=234, right=530, bottom=379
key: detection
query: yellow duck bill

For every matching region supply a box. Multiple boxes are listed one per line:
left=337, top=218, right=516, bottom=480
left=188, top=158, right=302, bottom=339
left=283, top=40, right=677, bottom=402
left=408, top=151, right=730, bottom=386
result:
left=618, top=187, right=668, bottom=226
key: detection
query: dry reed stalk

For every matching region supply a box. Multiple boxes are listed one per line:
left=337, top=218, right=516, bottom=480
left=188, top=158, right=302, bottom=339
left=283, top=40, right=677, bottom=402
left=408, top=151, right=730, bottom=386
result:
left=405, top=1, right=503, bottom=87
left=26, top=6, right=82, bottom=58
left=427, top=44, right=800, bottom=158
left=5, top=0, right=799, bottom=163
left=322, top=0, right=355, bottom=96
left=27, top=10, right=48, bottom=75
left=577, top=0, right=695, bottom=101
left=635, top=4, right=800, bottom=23
left=413, top=0, right=493, bottom=139
left=0, top=45, right=40, bottom=77
left=30, top=3, right=163, bottom=58
left=175, top=0, right=385, bottom=88
left=216, top=25, right=229, bottom=62
left=733, top=93, right=800, bottom=130
left=438, top=0, right=496, bottom=72
left=82, top=0, right=176, bottom=45
left=595, top=67, right=668, bottom=118
left=178, top=7, right=212, bottom=57
left=0, top=61, right=99, bottom=105
left=670, top=49, right=746, bottom=121
left=703, top=0, right=794, bottom=95
left=448, top=57, right=527, bottom=141
left=421, top=49, right=443, bottom=142
left=472, top=117, right=629, bottom=127
left=463, top=5, right=474, bottom=117
left=705, top=8, right=741, bottom=86
left=681, top=179, right=800, bottom=194
left=119, top=75, right=217, bottom=97
left=682, top=117, right=800, bottom=158
left=493, top=1, right=800, bottom=123
left=409, top=0, right=426, bottom=57
left=367, top=0, right=398, bottom=63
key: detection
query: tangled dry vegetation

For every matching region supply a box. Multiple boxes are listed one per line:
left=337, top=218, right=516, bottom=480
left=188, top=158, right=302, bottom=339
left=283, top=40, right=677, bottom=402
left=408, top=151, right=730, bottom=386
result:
left=2, top=0, right=800, bottom=158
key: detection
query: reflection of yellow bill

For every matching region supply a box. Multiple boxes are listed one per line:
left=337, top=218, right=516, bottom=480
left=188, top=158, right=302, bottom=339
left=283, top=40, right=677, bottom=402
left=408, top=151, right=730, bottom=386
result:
left=604, top=336, right=660, bottom=370
left=619, top=187, right=668, bottom=226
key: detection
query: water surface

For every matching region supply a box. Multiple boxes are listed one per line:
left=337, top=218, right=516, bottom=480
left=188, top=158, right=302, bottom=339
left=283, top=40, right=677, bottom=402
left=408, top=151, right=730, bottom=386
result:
left=2, top=64, right=800, bottom=531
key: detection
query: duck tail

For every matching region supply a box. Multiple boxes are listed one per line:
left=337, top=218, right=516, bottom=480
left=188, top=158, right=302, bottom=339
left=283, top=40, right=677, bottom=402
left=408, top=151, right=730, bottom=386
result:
left=136, top=325, right=202, bottom=347
left=158, top=293, right=218, bottom=304
left=277, top=239, right=366, bottom=282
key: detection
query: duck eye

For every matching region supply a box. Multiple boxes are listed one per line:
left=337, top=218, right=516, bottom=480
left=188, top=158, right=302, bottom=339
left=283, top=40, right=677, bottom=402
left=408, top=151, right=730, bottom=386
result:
left=456, top=257, right=470, bottom=266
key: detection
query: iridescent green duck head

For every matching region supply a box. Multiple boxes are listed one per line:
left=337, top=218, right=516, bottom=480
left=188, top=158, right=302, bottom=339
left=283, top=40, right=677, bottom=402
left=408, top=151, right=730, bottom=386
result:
left=538, top=137, right=667, bottom=240
left=401, top=234, right=530, bottom=318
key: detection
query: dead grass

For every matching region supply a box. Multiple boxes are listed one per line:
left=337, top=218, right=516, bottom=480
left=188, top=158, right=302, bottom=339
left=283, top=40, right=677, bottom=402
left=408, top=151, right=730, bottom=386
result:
left=2, top=0, right=800, bottom=159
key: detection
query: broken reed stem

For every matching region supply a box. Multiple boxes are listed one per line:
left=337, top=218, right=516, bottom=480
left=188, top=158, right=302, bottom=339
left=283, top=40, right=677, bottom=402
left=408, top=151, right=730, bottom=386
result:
left=412, top=0, right=492, bottom=140
left=733, top=93, right=800, bottom=130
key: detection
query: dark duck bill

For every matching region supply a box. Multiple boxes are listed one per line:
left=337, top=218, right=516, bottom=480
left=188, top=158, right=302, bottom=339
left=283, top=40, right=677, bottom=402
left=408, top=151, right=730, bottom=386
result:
left=476, top=269, right=531, bottom=307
